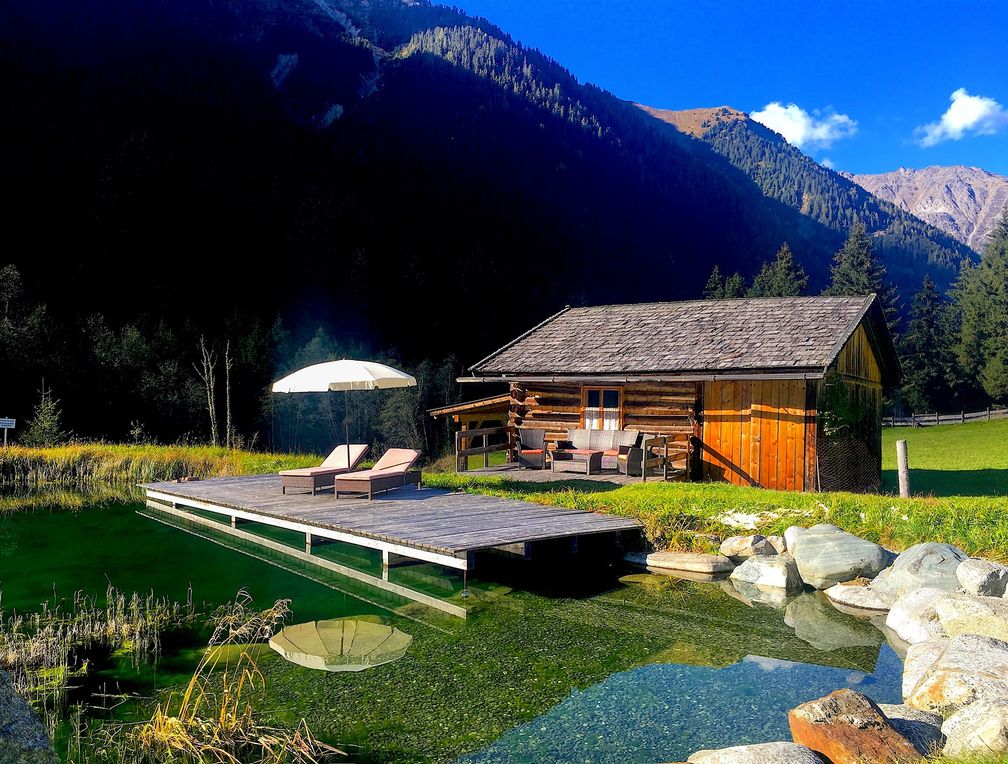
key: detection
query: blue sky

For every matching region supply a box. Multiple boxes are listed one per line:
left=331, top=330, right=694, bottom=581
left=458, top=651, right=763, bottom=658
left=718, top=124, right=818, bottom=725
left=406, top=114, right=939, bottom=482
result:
left=452, top=0, right=1008, bottom=175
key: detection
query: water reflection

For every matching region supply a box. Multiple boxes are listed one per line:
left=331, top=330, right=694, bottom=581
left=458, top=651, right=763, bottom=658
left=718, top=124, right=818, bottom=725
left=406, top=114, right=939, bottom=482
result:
left=456, top=646, right=902, bottom=764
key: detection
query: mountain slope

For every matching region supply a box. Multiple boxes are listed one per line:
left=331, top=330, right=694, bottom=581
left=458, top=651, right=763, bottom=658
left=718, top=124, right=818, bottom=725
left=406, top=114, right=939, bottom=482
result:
left=0, top=0, right=971, bottom=368
left=642, top=105, right=976, bottom=290
left=846, top=166, right=1008, bottom=253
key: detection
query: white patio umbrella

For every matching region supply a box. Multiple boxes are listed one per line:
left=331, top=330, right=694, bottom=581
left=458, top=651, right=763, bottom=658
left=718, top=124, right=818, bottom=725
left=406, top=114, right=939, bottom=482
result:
left=271, top=359, right=417, bottom=449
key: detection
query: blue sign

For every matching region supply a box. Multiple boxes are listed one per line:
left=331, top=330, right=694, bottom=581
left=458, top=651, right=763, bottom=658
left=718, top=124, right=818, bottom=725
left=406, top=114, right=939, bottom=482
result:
left=0, top=418, right=14, bottom=429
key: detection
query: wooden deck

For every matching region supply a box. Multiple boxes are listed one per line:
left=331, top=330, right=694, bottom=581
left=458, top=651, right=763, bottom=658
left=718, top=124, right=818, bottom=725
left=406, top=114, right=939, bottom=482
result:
left=142, top=474, right=640, bottom=571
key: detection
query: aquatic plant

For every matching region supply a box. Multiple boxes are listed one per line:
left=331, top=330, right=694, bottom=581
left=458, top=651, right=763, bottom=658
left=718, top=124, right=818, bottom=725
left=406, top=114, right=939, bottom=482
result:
left=0, top=586, right=195, bottom=739
left=89, top=591, right=341, bottom=764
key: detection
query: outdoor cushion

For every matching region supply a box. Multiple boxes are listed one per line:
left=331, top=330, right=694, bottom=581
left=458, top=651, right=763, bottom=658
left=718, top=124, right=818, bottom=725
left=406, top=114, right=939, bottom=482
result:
left=372, top=448, right=421, bottom=473
left=280, top=444, right=368, bottom=477
left=520, top=449, right=544, bottom=455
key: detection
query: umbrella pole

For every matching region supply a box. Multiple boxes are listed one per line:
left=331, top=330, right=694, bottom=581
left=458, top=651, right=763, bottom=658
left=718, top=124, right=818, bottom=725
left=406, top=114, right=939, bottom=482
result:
left=344, top=389, right=350, bottom=450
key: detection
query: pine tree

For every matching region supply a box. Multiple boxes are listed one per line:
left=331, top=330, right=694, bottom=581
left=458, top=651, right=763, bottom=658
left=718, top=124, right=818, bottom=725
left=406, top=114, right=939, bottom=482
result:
left=723, top=272, right=746, bottom=298
left=748, top=242, right=809, bottom=297
left=956, top=210, right=1008, bottom=402
left=704, top=265, right=724, bottom=299
left=823, top=221, right=901, bottom=334
left=704, top=264, right=746, bottom=298
left=22, top=383, right=67, bottom=447
left=899, top=275, right=954, bottom=411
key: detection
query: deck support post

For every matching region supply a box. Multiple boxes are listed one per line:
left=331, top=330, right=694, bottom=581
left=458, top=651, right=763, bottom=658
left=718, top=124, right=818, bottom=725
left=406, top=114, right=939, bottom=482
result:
left=305, top=532, right=313, bottom=554
left=230, top=515, right=237, bottom=528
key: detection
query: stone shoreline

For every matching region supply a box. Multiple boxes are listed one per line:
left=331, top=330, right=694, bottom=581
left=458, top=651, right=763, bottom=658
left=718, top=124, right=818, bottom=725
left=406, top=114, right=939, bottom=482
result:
left=627, top=525, right=1008, bottom=762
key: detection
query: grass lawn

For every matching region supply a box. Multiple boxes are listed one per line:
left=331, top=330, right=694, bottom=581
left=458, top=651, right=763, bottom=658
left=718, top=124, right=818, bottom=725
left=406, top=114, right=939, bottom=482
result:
left=882, top=419, right=1008, bottom=497
left=427, top=418, right=1008, bottom=561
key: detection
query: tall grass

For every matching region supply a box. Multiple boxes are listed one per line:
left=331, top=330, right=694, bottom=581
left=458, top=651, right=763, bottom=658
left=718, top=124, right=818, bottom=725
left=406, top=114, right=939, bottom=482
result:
left=78, top=591, right=342, bottom=764
left=0, top=587, right=196, bottom=738
left=0, top=444, right=319, bottom=486
left=425, top=472, right=1008, bottom=561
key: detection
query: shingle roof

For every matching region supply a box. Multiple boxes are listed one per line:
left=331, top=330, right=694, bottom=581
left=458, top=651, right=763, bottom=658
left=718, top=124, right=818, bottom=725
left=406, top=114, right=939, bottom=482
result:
left=470, top=295, right=899, bottom=384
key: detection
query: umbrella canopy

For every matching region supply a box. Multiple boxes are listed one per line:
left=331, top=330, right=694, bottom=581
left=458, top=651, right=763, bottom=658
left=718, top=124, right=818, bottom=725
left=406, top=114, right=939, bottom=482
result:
left=271, top=359, right=416, bottom=394
left=268, top=618, right=412, bottom=672
left=271, top=359, right=417, bottom=448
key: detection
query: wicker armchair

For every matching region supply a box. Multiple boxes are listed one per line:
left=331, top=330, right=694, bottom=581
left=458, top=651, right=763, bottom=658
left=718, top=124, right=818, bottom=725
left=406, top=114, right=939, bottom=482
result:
left=515, top=427, right=548, bottom=469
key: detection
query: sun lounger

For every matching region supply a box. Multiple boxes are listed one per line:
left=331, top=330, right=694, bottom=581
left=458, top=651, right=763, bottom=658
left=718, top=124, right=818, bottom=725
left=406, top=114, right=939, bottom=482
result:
left=333, top=448, right=422, bottom=500
left=280, top=444, right=369, bottom=495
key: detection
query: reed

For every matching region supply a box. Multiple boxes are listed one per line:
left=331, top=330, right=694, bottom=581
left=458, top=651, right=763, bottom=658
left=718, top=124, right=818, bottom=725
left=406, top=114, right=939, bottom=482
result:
left=0, top=586, right=195, bottom=739
left=0, top=444, right=319, bottom=487
left=83, top=590, right=342, bottom=764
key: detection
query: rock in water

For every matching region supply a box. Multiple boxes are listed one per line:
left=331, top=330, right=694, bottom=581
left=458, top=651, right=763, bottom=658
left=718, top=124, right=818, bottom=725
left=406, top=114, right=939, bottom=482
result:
left=793, top=524, right=891, bottom=589
left=872, top=542, right=968, bottom=604
left=825, top=580, right=889, bottom=614
left=729, top=555, right=803, bottom=591
left=719, top=534, right=776, bottom=563
left=957, top=558, right=1008, bottom=597
left=784, top=593, right=882, bottom=651
left=876, top=704, right=944, bottom=757
left=787, top=689, right=920, bottom=764
left=686, top=741, right=823, bottom=763
left=904, top=634, right=1008, bottom=715
left=885, top=587, right=948, bottom=645
left=0, top=671, right=57, bottom=764
left=941, top=698, right=1008, bottom=757
left=624, top=551, right=735, bottom=574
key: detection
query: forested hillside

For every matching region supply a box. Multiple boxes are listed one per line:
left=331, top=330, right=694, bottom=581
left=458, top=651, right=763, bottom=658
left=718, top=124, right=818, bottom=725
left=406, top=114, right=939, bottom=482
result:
left=644, top=106, right=975, bottom=290
left=0, top=0, right=978, bottom=447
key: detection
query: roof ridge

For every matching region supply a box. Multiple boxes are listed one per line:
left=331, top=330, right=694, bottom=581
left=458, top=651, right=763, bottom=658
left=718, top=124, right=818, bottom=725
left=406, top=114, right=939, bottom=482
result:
left=563, top=294, right=872, bottom=311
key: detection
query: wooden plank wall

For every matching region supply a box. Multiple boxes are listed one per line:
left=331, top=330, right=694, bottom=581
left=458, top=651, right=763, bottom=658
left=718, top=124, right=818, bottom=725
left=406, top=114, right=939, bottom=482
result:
left=510, top=382, right=698, bottom=443
left=701, top=380, right=810, bottom=491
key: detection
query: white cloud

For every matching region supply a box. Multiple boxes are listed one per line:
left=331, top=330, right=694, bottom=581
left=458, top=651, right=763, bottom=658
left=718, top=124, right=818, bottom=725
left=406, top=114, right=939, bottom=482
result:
left=750, top=102, right=858, bottom=150
left=821, top=157, right=835, bottom=169
left=915, top=88, right=1008, bottom=146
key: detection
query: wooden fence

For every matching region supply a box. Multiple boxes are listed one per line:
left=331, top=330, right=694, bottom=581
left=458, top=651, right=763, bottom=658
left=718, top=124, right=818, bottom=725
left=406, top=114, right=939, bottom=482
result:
left=885, top=407, right=1008, bottom=427
left=455, top=425, right=513, bottom=471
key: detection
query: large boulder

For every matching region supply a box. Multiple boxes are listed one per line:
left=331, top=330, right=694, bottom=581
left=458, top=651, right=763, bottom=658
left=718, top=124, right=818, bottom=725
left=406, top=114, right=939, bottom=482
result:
left=686, top=742, right=823, bottom=763
left=901, top=639, right=949, bottom=700
left=824, top=580, right=889, bottom=615
left=904, top=634, right=1008, bottom=715
left=792, top=524, right=892, bottom=590
left=884, top=587, right=947, bottom=645
left=872, top=542, right=968, bottom=604
left=957, top=558, right=1008, bottom=597
left=730, top=555, right=803, bottom=592
left=876, top=704, right=944, bottom=757
left=934, top=592, right=1008, bottom=641
left=0, top=671, right=57, bottom=764
left=787, top=689, right=920, bottom=764
left=719, top=535, right=776, bottom=564
left=783, top=526, right=806, bottom=557
left=784, top=593, right=882, bottom=651
left=941, top=698, right=1008, bottom=758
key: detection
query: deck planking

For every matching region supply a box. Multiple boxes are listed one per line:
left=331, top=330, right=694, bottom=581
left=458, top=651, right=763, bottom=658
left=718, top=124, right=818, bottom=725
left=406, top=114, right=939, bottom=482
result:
left=141, top=474, right=640, bottom=566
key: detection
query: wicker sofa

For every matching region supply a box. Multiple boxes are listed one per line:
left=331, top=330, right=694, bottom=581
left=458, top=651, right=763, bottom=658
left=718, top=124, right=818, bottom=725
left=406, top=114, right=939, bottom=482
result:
left=551, top=428, right=639, bottom=473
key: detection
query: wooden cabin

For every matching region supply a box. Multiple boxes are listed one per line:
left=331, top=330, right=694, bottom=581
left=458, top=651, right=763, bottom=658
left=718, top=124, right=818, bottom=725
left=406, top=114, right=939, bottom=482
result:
left=458, top=295, right=900, bottom=493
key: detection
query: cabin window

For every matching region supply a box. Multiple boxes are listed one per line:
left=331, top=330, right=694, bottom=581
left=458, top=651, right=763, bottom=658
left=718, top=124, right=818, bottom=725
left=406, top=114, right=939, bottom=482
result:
left=582, top=388, right=621, bottom=430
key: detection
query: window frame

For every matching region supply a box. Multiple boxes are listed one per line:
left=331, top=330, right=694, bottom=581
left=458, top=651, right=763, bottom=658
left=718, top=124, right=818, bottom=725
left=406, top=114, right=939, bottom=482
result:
left=580, top=386, right=624, bottom=430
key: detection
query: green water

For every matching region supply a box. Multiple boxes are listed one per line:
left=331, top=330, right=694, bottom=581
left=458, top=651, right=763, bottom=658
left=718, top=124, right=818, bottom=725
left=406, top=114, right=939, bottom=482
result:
left=0, top=492, right=904, bottom=763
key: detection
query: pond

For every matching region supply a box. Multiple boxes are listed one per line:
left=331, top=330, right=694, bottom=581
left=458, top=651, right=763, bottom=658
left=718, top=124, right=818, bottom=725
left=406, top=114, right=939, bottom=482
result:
left=0, top=490, right=904, bottom=763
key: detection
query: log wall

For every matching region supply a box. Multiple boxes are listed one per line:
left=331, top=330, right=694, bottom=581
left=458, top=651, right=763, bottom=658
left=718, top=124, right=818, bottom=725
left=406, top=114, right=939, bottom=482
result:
left=509, top=381, right=699, bottom=444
